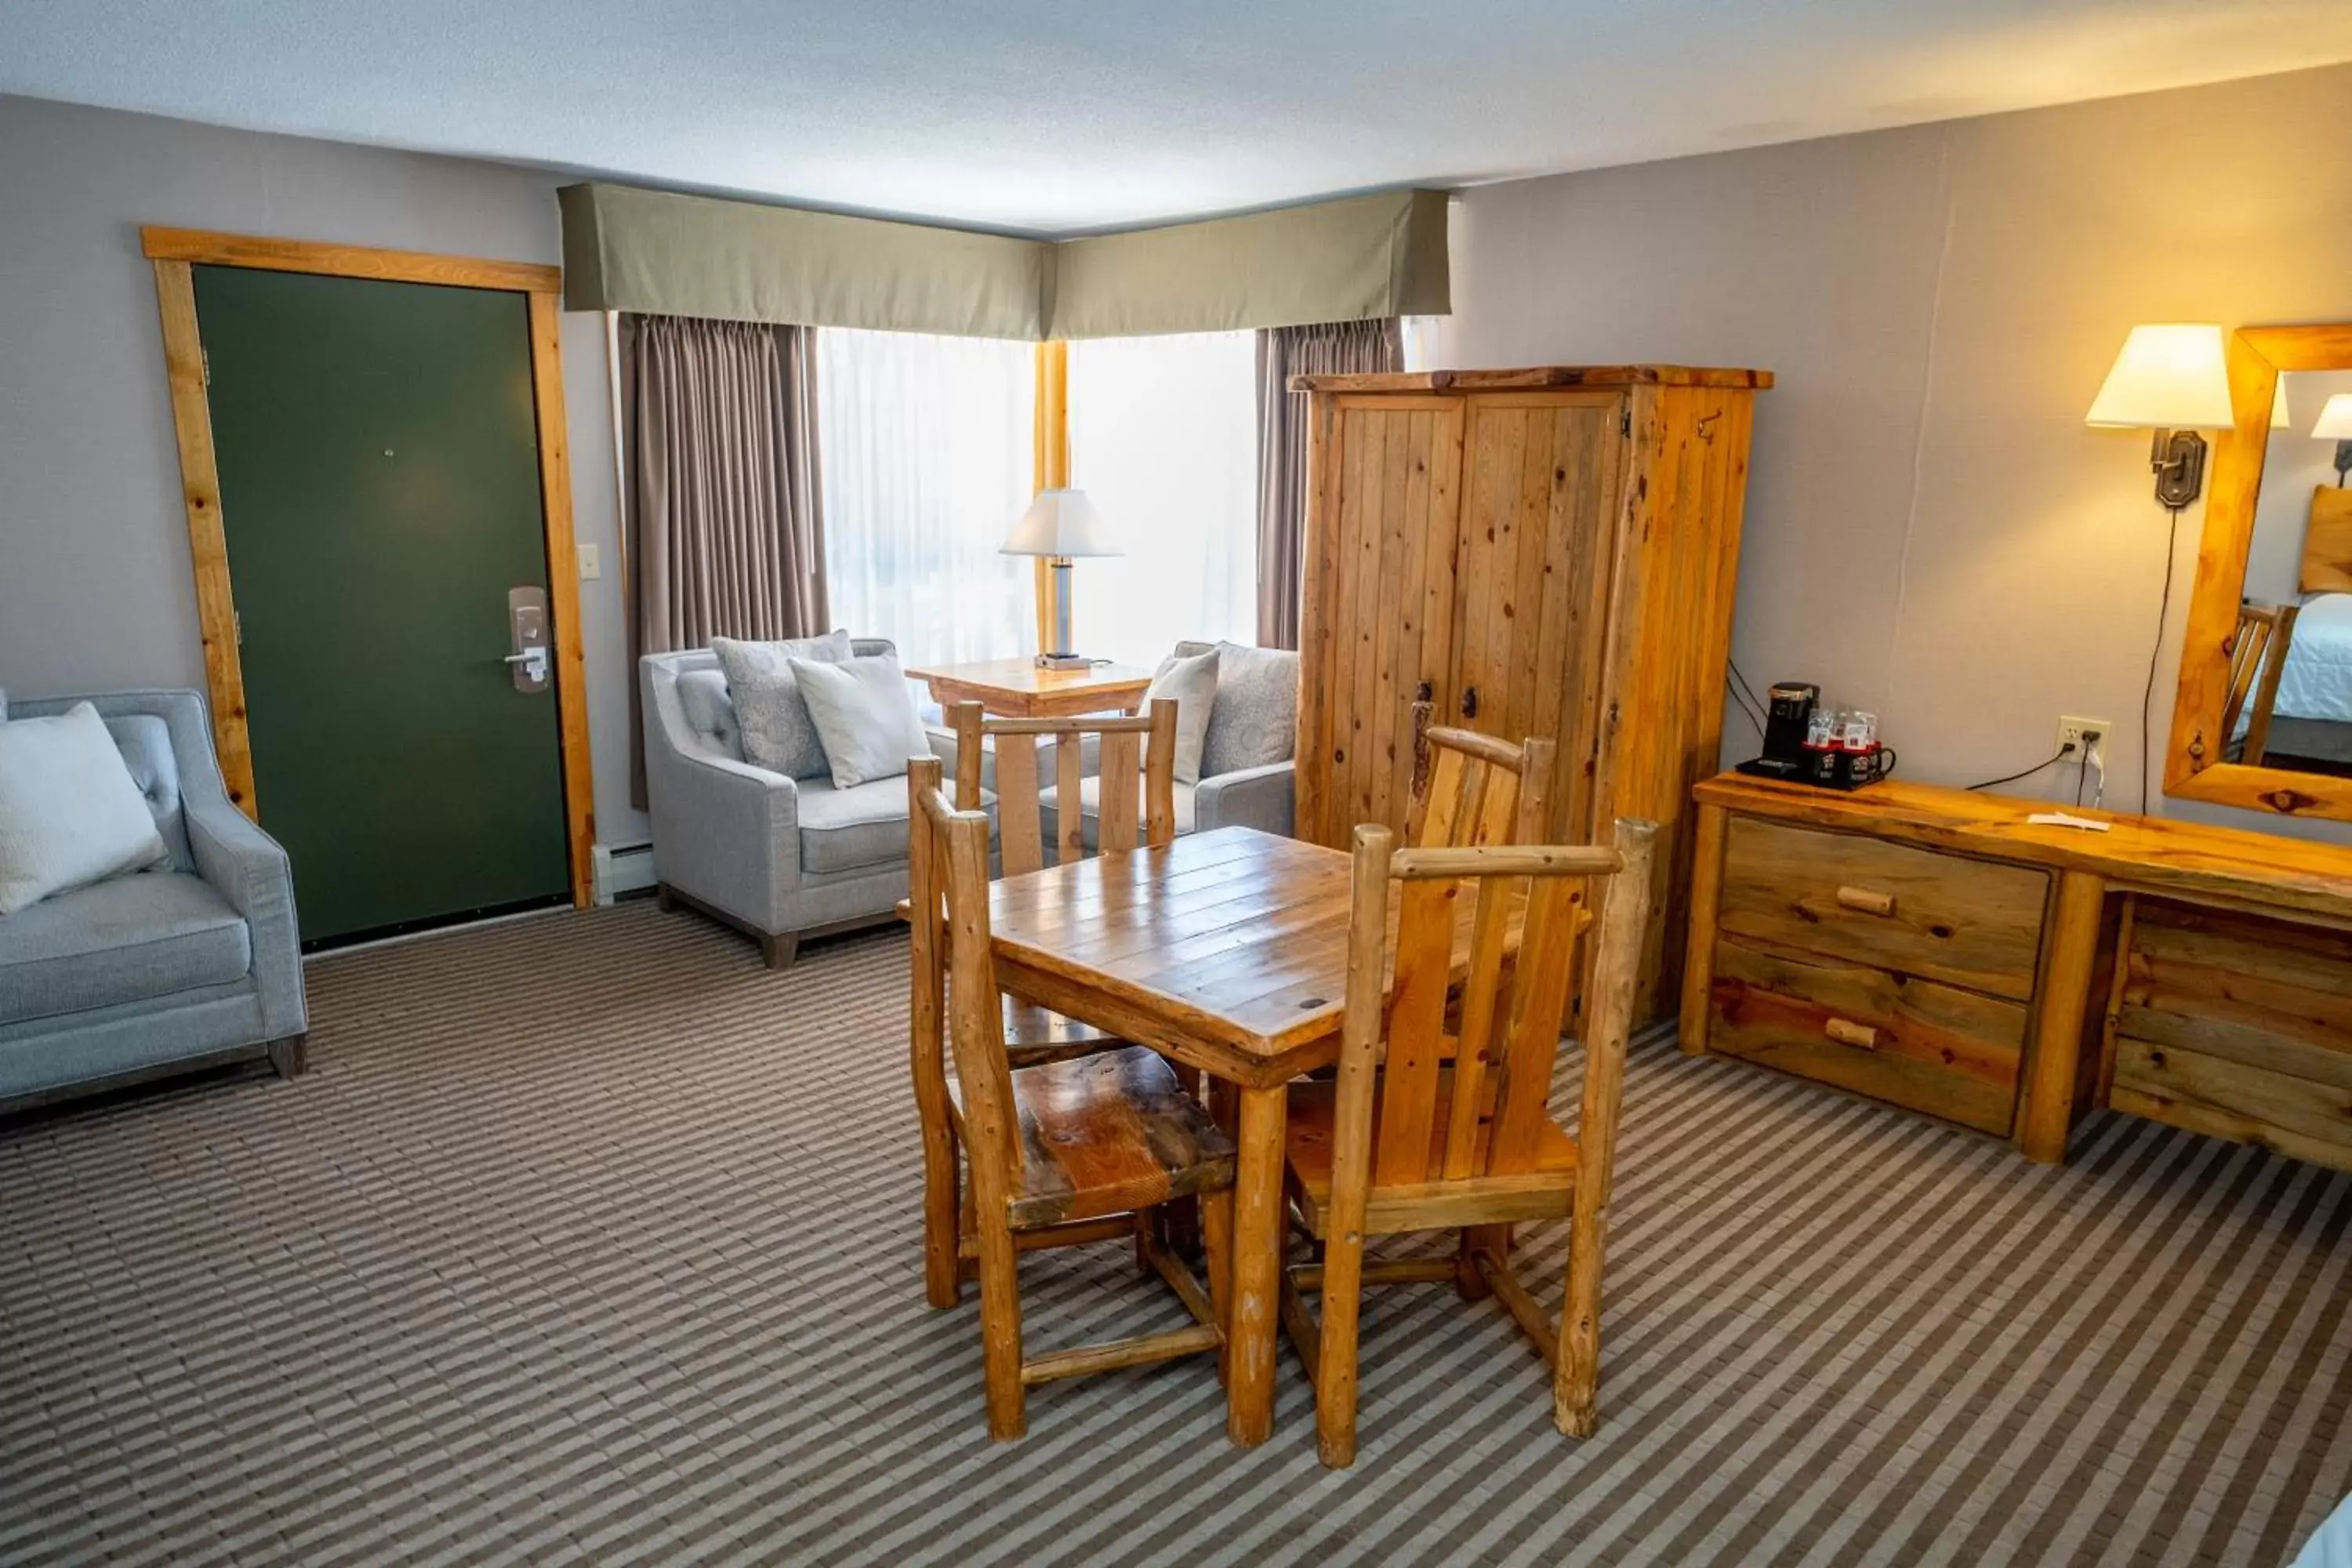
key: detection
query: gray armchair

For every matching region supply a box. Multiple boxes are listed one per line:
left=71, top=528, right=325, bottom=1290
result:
left=0, top=689, right=307, bottom=1109
left=1040, top=640, right=1298, bottom=849
left=641, top=640, right=991, bottom=967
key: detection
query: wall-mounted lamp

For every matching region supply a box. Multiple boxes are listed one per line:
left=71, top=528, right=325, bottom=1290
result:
left=2314, top=393, right=2352, bottom=488
left=2086, top=324, right=2237, bottom=510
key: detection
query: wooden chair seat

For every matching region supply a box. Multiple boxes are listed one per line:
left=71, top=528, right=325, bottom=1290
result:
left=947, top=1045, right=1236, bottom=1229
left=1283, top=1076, right=1577, bottom=1239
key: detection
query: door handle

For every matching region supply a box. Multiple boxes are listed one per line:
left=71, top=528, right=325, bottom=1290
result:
left=1461, top=685, right=1479, bottom=719
left=506, top=585, right=551, bottom=693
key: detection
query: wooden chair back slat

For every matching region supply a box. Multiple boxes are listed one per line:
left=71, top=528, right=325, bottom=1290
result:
left=1485, top=873, right=1589, bottom=1174
left=1438, top=873, right=1519, bottom=1180
left=949, top=699, right=1178, bottom=877
left=993, top=733, right=1045, bottom=873
left=1099, top=731, right=1141, bottom=855
left=1370, top=874, right=1457, bottom=1185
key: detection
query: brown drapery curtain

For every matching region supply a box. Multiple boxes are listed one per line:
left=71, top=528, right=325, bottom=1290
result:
left=1254, top=318, right=1403, bottom=648
left=624, top=314, right=829, bottom=806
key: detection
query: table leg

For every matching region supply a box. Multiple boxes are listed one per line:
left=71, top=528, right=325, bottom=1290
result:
left=1227, top=1082, right=1287, bottom=1446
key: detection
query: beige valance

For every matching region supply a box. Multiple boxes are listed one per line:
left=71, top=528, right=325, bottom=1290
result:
left=1046, top=190, right=1447, bottom=338
left=560, top=183, right=1047, bottom=339
left=559, top=183, right=1447, bottom=339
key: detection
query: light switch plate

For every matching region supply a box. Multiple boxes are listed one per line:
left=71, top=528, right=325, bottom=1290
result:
left=578, top=543, right=601, bottom=580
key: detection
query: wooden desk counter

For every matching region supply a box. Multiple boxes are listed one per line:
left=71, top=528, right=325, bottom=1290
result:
left=1682, top=774, right=2352, bottom=1171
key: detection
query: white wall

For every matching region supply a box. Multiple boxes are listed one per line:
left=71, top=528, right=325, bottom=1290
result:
left=1426, top=61, right=2352, bottom=839
left=0, top=95, right=647, bottom=847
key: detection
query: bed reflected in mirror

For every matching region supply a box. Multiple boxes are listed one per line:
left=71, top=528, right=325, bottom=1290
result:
left=2228, top=368, right=2352, bottom=776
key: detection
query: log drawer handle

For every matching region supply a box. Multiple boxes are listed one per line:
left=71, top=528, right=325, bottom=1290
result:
left=1824, top=1018, right=1880, bottom=1051
left=1835, top=885, right=1897, bottom=917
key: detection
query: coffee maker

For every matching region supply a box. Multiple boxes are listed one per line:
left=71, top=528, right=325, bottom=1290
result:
left=1736, top=683, right=1819, bottom=782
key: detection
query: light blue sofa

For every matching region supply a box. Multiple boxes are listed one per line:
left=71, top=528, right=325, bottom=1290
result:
left=0, top=689, right=308, bottom=1109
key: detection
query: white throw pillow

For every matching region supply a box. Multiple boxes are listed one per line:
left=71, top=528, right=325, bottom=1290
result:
left=1145, top=648, right=1220, bottom=785
left=789, top=653, right=935, bottom=791
left=712, top=630, right=853, bottom=777
left=0, top=702, right=169, bottom=916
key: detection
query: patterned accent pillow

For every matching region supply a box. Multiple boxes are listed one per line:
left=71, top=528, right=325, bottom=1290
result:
left=1183, top=641, right=1298, bottom=779
left=711, top=630, right=854, bottom=778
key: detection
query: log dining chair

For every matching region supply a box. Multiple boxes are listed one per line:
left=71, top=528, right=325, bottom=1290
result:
left=907, top=756, right=1236, bottom=1440
left=1278, top=815, right=1658, bottom=1467
left=1406, top=701, right=1555, bottom=850
left=949, top=699, right=1206, bottom=1227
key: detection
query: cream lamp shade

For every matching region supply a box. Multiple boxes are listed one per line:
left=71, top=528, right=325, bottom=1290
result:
left=2314, top=393, right=2352, bottom=441
left=2085, top=324, right=2235, bottom=430
left=1001, top=488, right=1121, bottom=558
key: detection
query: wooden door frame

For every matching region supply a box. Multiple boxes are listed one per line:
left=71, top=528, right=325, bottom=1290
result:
left=141, top=226, right=597, bottom=909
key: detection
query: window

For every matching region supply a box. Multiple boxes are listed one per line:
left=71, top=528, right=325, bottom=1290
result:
left=817, top=328, right=1036, bottom=667
left=1402, top=314, right=1446, bottom=372
left=1066, top=331, right=1258, bottom=666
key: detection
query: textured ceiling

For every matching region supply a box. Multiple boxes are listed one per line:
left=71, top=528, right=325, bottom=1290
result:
left=6, top=0, right=2352, bottom=234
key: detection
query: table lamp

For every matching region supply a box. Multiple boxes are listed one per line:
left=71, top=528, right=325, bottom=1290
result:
left=2313, top=393, right=2352, bottom=487
left=2086, top=324, right=2237, bottom=510
left=1002, top=488, right=1121, bottom=670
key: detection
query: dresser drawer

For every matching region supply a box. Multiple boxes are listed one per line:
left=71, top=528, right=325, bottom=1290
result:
left=1708, top=935, right=2027, bottom=1134
left=1719, top=817, right=2049, bottom=1001
left=2107, top=900, right=2352, bottom=1171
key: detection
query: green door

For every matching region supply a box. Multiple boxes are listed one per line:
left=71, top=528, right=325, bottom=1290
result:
left=195, top=265, right=571, bottom=946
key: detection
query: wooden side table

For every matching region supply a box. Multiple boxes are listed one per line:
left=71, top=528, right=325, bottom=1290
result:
left=907, top=657, right=1153, bottom=720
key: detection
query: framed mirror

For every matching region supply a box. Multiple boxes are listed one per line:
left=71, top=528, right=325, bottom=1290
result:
left=2167, top=324, right=2352, bottom=820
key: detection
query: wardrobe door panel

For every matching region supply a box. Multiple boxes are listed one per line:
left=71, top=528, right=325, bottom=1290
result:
left=1298, top=396, right=1464, bottom=847
left=1450, top=393, right=1625, bottom=834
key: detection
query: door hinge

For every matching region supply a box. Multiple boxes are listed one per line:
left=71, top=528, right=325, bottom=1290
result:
left=201, top=348, right=212, bottom=389
left=234, top=612, right=242, bottom=646
left=1620, top=406, right=1632, bottom=437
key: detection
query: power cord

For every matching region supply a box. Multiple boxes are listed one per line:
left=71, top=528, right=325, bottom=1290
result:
left=1967, top=742, right=2078, bottom=792
left=1725, top=660, right=1769, bottom=737
left=2142, top=506, right=2183, bottom=813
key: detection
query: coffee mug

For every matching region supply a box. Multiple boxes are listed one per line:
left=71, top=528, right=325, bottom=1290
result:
left=1838, top=746, right=1898, bottom=787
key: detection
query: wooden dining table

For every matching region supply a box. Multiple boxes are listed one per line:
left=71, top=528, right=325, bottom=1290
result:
left=984, top=824, right=1520, bottom=1446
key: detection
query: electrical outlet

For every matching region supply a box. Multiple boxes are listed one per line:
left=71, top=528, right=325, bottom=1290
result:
left=2057, top=715, right=2109, bottom=764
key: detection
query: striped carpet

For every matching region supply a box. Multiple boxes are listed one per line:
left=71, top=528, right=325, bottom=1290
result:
left=2, top=902, right=2348, bottom=1567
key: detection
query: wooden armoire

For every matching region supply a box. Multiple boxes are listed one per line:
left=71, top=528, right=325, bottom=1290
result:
left=1291, top=365, right=1771, bottom=1022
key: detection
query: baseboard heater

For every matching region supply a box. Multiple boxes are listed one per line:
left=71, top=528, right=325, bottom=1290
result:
left=591, top=841, right=658, bottom=906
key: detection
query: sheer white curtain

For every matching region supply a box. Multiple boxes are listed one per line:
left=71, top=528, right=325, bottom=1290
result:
left=817, top=328, right=1036, bottom=667
left=1401, top=314, right=1448, bottom=372
left=1067, top=332, right=1258, bottom=666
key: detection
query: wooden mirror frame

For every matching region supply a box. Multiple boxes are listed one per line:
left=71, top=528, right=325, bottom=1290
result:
left=2166, top=322, right=2352, bottom=821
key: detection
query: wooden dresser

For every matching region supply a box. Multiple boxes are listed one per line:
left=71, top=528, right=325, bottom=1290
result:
left=1290, top=365, right=1771, bottom=1022
left=1681, top=774, right=2352, bottom=1171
